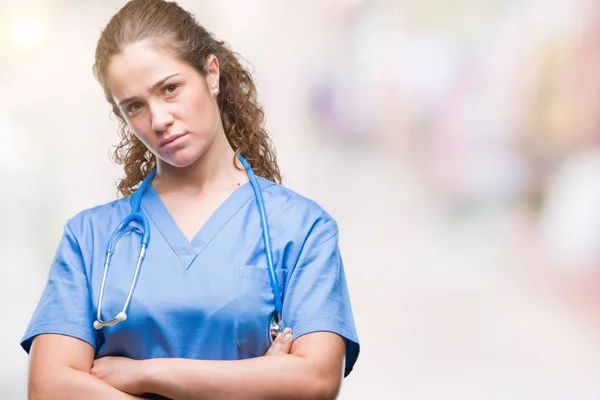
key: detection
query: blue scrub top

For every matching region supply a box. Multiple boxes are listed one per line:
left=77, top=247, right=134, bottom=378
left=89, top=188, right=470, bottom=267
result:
left=21, top=178, right=359, bottom=377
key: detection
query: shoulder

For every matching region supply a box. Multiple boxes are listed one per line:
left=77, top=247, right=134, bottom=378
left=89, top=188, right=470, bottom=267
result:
left=259, top=178, right=339, bottom=240
left=63, top=197, right=132, bottom=238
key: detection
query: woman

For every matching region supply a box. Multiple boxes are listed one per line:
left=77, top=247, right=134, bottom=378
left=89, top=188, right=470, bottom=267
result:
left=21, top=1, right=359, bottom=399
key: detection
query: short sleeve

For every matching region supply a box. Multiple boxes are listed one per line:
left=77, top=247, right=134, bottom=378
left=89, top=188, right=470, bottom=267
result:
left=20, top=223, right=97, bottom=353
left=283, top=217, right=360, bottom=377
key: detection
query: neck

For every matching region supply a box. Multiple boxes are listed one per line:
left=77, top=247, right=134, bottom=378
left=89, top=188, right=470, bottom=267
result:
left=153, top=131, right=248, bottom=195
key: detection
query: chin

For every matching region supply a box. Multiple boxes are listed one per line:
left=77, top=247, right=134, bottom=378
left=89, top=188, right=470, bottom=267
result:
left=165, top=157, right=201, bottom=169
left=160, top=150, right=205, bottom=169
left=156, top=141, right=213, bottom=168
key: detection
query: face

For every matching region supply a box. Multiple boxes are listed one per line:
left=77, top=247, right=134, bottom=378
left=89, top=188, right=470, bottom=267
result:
left=106, top=40, right=221, bottom=168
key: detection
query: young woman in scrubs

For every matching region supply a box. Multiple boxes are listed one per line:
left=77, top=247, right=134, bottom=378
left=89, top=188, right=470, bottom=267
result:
left=21, top=1, right=359, bottom=399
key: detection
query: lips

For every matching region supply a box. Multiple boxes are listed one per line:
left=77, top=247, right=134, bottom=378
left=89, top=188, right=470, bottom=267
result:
left=159, top=132, right=187, bottom=147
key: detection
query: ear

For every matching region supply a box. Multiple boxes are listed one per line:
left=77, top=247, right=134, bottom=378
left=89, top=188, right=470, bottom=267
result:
left=205, top=55, right=220, bottom=91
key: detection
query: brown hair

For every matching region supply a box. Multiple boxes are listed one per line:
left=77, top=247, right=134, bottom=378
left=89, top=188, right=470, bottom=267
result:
left=93, top=0, right=281, bottom=197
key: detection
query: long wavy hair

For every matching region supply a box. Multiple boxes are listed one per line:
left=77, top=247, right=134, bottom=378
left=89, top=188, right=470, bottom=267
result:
left=93, top=0, right=281, bottom=197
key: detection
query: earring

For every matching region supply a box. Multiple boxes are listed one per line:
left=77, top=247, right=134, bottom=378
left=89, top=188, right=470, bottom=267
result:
left=213, top=87, right=219, bottom=96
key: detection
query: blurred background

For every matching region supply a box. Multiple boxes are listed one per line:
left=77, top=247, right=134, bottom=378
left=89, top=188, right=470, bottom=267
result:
left=2, top=0, right=600, bottom=398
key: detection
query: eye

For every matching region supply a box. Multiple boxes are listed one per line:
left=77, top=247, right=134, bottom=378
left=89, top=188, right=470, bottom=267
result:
left=126, top=101, right=144, bottom=115
left=163, top=84, right=179, bottom=95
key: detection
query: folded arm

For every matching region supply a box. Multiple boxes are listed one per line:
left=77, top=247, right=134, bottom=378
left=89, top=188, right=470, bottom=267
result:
left=95, top=331, right=346, bottom=400
left=28, top=334, right=147, bottom=400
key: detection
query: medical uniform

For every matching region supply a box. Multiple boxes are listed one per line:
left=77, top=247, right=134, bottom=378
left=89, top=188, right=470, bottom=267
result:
left=21, top=177, right=360, bottom=378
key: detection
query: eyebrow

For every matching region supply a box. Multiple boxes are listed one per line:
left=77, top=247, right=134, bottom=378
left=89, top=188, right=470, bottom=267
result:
left=117, top=73, right=180, bottom=107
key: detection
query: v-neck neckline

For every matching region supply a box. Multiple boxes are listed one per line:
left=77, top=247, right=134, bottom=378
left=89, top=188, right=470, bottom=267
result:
left=140, top=177, right=275, bottom=270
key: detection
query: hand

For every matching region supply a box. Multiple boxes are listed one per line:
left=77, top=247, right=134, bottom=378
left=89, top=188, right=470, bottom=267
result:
left=91, top=356, right=146, bottom=395
left=265, top=327, right=294, bottom=356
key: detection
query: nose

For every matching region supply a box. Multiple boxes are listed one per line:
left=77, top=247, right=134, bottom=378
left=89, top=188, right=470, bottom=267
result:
left=150, top=102, right=174, bottom=132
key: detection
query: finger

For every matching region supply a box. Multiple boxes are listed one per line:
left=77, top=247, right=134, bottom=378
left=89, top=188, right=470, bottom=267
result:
left=266, top=330, right=292, bottom=356
left=265, top=328, right=293, bottom=356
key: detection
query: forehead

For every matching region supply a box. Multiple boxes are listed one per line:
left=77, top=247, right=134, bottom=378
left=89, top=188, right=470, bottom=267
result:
left=106, top=41, right=196, bottom=101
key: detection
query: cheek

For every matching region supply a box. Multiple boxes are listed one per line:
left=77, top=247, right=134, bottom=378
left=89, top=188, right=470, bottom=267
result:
left=127, top=120, right=156, bottom=148
left=185, top=90, right=218, bottom=132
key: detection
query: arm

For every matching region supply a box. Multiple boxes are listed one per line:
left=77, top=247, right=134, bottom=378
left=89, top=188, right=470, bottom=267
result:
left=28, top=334, right=147, bottom=400
left=96, top=331, right=345, bottom=400
left=147, top=331, right=343, bottom=400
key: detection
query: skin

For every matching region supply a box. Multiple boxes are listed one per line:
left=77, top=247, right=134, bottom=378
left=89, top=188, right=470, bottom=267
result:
left=28, top=330, right=294, bottom=400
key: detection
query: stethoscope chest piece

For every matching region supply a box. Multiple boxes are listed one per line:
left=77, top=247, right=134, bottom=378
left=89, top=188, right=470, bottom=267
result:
left=269, top=311, right=284, bottom=343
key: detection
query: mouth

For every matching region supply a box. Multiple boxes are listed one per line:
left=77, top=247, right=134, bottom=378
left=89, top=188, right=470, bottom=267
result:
left=159, top=132, right=188, bottom=147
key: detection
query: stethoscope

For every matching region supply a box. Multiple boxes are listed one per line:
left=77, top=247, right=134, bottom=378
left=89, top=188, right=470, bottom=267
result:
left=93, top=154, right=284, bottom=344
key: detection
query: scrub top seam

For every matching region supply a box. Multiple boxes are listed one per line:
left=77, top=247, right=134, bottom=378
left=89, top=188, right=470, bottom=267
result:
left=194, top=182, right=277, bottom=259
left=292, top=319, right=357, bottom=341
left=141, top=202, right=182, bottom=257
left=25, top=321, right=95, bottom=334
left=140, top=181, right=276, bottom=260
left=290, top=225, right=339, bottom=279
left=23, top=323, right=97, bottom=346
left=64, top=223, right=88, bottom=275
